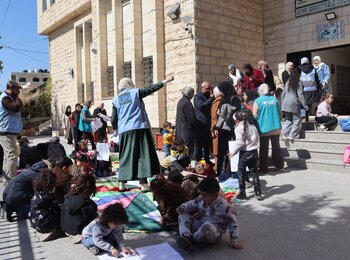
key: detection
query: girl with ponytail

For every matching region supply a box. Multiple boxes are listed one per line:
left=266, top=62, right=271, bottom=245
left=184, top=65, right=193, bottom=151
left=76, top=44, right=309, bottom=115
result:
left=228, top=111, right=262, bottom=200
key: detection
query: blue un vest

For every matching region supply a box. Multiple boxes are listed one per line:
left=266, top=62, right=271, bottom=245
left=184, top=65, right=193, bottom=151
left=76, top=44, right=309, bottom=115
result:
left=78, top=106, right=93, bottom=132
left=255, top=95, right=281, bottom=134
left=0, top=92, right=23, bottom=134
left=112, top=88, right=149, bottom=135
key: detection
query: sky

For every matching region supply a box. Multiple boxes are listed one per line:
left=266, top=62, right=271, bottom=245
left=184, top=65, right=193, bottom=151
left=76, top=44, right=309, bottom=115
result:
left=0, top=0, right=49, bottom=89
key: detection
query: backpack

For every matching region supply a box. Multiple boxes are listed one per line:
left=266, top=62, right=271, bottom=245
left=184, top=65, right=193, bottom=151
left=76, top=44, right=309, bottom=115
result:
left=339, top=118, right=350, bottom=132
left=343, top=146, right=350, bottom=166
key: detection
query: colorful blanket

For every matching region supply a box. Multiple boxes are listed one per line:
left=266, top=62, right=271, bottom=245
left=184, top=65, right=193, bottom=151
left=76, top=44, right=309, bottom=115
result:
left=94, top=179, right=163, bottom=233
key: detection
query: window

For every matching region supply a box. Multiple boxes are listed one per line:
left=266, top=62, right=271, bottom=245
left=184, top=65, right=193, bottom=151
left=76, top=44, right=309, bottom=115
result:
left=50, top=0, right=55, bottom=6
left=82, top=83, right=85, bottom=103
left=42, top=0, right=47, bottom=12
left=90, top=81, right=94, bottom=102
left=19, top=77, right=26, bottom=82
left=43, top=77, right=48, bottom=82
left=11, top=75, right=16, bottom=81
left=142, top=56, right=153, bottom=88
left=121, top=0, right=130, bottom=6
left=122, top=62, right=132, bottom=79
left=107, top=66, right=114, bottom=97
left=33, top=77, right=40, bottom=82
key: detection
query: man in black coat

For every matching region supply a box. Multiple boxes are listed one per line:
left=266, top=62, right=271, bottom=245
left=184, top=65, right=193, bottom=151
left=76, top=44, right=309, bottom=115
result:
left=193, top=81, right=214, bottom=163
left=175, top=87, right=196, bottom=160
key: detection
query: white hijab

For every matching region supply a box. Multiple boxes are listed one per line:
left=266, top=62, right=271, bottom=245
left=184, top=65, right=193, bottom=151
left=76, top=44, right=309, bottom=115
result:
left=229, top=68, right=242, bottom=86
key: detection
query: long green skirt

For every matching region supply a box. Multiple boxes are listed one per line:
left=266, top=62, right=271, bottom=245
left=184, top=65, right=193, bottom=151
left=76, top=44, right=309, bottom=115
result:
left=119, top=129, right=160, bottom=181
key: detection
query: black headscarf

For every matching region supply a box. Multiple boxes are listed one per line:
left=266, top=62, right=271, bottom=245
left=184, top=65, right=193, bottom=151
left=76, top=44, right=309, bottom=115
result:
left=65, top=106, right=72, bottom=116
left=218, top=81, right=237, bottom=108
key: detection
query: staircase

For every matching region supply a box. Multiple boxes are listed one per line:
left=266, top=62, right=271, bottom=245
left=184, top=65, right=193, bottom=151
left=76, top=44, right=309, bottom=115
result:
left=278, top=121, right=350, bottom=173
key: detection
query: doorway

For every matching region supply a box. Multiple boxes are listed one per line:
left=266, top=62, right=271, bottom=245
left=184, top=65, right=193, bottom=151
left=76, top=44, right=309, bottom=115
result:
left=287, top=44, right=350, bottom=115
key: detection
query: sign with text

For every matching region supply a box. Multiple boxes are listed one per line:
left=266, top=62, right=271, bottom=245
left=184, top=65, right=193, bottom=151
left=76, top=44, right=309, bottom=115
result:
left=296, top=0, right=350, bottom=17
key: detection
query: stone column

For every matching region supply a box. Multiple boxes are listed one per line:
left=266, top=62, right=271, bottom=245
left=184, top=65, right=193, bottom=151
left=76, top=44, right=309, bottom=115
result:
left=154, top=0, right=166, bottom=126
left=83, top=22, right=92, bottom=100
left=130, top=0, right=143, bottom=87
left=112, top=0, right=124, bottom=95
left=74, top=26, right=83, bottom=102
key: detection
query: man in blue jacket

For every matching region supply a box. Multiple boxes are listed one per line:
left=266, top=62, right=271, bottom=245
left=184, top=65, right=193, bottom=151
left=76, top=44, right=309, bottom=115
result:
left=0, top=81, right=23, bottom=185
left=194, top=81, right=214, bottom=163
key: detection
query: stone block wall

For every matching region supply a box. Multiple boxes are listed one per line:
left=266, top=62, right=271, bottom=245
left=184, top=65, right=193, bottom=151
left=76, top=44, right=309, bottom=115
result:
left=164, top=0, right=197, bottom=124
left=195, top=0, right=264, bottom=88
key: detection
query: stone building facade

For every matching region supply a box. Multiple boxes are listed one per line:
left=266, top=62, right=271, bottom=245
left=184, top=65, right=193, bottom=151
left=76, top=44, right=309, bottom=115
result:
left=10, top=70, right=50, bottom=89
left=37, top=0, right=350, bottom=128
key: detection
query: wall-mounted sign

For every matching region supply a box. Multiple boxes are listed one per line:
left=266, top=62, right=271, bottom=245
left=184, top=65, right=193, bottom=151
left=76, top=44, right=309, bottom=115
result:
left=317, top=20, right=344, bottom=42
left=296, top=0, right=350, bottom=17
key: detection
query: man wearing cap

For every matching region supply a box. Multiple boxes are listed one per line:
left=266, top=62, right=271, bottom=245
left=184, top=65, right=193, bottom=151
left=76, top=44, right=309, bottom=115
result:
left=0, top=81, right=23, bottom=185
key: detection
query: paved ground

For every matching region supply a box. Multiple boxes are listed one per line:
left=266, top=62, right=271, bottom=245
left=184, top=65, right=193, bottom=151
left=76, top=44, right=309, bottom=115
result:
left=1, top=136, right=350, bottom=260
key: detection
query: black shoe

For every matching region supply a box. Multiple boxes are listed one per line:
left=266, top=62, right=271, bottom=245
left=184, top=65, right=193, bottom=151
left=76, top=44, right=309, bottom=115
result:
left=236, top=192, right=248, bottom=200
left=176, top=235, right=194, bottom=252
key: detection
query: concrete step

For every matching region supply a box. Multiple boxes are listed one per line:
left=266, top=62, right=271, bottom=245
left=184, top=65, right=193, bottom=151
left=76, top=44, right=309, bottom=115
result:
left=302, top=130, right=350, bottom=141
left=279, top=147, right=343, bottom=161
left=280, top=138, right=347, bottom=151
left=284, top=157, right=350, bottom=173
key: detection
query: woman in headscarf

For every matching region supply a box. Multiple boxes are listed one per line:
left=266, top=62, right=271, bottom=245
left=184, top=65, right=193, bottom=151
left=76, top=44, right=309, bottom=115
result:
left=210, top=86, right=222, bottom=170
left=78, top=100, right=96, bottom=150
left=175, top=86, right=197, bottom=160
left=282, top=62, right=294, bottom=85
left=71, top=103, right=82, bottom=144
left=253, top=84, right=284, bottom=173
left=92, top=102, right=108, bottom=142
left=215, top=81, right=241, bottom=181
left=111, top=76, right=174, bottom=191
left=61, top=106, right=73, bottom=146
left=313, top=56, right=332, bottom=95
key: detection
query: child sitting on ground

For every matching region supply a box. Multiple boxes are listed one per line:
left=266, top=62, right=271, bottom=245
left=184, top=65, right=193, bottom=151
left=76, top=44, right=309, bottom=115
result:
left=160, top=143, right=190, bottom=175
left=161, top=121, right=174, bottom=157
left=30, top=170, right=63, bottom=241
left=71, top=140, right=97, bottom=159
left=61, top=174, right=97, bottom=242
left=150, top=175, right=189, bottom=226
left=176, top=177, right=243, bottom=252
left=316, top=93, right=338, bottom=131
left=72, top=154, right=94, bottom=177
left=82, top=203, right=132, bottom=256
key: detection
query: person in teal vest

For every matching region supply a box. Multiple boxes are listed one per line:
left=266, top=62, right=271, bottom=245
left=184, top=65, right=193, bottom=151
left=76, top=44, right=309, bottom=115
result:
left=111, top=75, right=174, bottom=191
left=79, top=100, right=96, bottom=150
left=0, top=81, right=23, bottom=185
left=253, top=83, right=284, bottom=173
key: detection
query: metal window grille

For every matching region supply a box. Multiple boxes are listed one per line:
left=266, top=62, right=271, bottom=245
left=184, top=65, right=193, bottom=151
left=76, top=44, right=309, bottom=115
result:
left=122, top=62, right=132, bottom=79
left=142, top=56, right=153, bottom=88
left=82, top=83, right=85, bottom=103
left=50, top=0, right=55, bottom=6
left=107, top=66, right=114, bottom=97
left=121, top=0, right=130, bottom=6
left=90, top=81, right=95, bottom=102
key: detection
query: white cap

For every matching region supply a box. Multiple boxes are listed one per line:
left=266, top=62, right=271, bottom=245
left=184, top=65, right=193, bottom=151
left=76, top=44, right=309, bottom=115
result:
left=301, top=57, right=309, bottom=64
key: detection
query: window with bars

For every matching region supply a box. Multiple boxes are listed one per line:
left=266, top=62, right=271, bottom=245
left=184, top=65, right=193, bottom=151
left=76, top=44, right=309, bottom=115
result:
left=82, top=83, right=85, bottom=103
left=50, top=0, right=55, bottom=6
left=122, top=62, right=132, bottom=79
left=107, top=66, right=114, bottom=97
left=90, top=81, right=95, bottom=102
left=142, top=56, right=153, bottom=88
left=121, top=0, right=130, bottom=6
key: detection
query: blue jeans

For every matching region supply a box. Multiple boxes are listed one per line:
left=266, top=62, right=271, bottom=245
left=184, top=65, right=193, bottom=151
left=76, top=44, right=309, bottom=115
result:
left=163, top=144, right=171, bottom=157
left=82, top=237, right=95, bottom=248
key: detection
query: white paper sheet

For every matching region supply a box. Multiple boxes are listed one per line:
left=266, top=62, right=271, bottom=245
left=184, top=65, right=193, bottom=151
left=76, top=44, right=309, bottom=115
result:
left=228, top=141, right=249, bottom=172
left=99, top=113, right=111, bottom=122
left=91, top=118, right=103, bottom=131
left=98, top=251, right=142, bottom=260
left=136, top=243, right=183, bottom=260
left=97, top=142, right=110, bottom=161
left=142, top=210, right=162, bottom=224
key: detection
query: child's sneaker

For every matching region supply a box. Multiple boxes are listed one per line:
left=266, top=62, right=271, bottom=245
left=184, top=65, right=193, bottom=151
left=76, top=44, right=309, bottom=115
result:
left=89, top=246, right=100, bottom=255
left=176, top=235, right=194, bottom=252
left=319, top=124, right=328, bottom=131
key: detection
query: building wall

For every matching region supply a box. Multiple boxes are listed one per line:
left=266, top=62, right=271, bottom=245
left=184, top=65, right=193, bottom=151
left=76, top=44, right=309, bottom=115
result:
left=263, top=0, right=350, bottom=77
left=11, top=72, right=50, bottom=88
left=164, top=0, right=196, bottom=123
left=195, top=0, right=264, bottom=88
